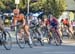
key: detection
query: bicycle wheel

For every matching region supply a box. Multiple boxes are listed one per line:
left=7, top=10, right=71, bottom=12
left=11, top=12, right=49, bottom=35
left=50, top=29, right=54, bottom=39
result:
left=2, top=31, right=12, bottom=50
left=54, top=32, right=62, bottom=46
left=32, top=32, right=44, bottom=46
left=51, top=30, right=61, bottom=46
left=27, top=38, right=33, bottom=48
left=48, top=31, right=53, bottom=44
left=16, top=29, right=25, bottom=49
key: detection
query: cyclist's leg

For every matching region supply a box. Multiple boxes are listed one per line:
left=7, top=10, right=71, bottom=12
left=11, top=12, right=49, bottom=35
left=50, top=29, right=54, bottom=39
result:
left=67, top=24, right=71, bottom=32
left=0, top=23, right=4, bottom=31
left=18, top=29, right=24, bottom=40
left=54, top=27, right=62, bottom=43
left=67, top=24, right=73, bottom=38
left=0, top=24, right=6, bottom=44
left=24, top=25, right=32, bottom=44
left=37, top=27, right=43, bottom=39
left=0, top=24, right=6, bottom=37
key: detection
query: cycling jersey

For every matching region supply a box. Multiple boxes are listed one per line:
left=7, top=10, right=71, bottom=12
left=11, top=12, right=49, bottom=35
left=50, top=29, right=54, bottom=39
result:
left=63, top=19, right=69, bottom=25
left=28, top=17, right=39, bottom=27
left=62, top=19, right=70, bottom=27
left=14, top=14, right=24, bottom=21
left=13, top=13, right=25, bottom=26
left=50, top=17, right=58, bottom=27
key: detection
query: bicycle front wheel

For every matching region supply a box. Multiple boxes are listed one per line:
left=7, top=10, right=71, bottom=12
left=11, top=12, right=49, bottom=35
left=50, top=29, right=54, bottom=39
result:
left=16, top=29, right=25, bottom=49
left=55, top=32, right=62, bottom=46
left=2, top=31, right=12, bottom=50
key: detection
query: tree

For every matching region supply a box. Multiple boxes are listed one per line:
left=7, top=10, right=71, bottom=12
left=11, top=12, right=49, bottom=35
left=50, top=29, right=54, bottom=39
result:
left=0, top=0, right=15, bottom=11
left=30, top=0, right=46, bottom=12
left=0, top=0, right=5, bottom=10
left=42, top=0, right=67, bottom=18
left=0, top=0, right=66, bottom=16
left=19, top=0, right=26, bottom=9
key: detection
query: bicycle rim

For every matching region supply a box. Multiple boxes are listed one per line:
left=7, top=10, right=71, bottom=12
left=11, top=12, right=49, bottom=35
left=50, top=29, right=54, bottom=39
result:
left=2, top=31, right=12, bottom=50
left=16, top=29, right=25, bottom=49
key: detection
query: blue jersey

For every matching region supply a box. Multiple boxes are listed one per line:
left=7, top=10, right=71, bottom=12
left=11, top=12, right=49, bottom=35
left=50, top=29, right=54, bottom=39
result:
left=50, top=20, right=58, bottom=27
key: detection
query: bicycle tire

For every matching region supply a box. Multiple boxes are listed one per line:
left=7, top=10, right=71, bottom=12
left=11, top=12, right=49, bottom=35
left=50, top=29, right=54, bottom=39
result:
left=51, top=30, right=61, bottom=46
left=27, top=40, right=33, bottom=48
left=32, top=32, right=44, bottom=46
left=16, top=29, right=25, bottom=49
left=54, top=32, right=61, bottom=46
left=2, top=31, right=12, bottom=50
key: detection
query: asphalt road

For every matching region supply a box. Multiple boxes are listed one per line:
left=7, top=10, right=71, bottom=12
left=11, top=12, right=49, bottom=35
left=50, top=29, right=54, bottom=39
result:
left=0, top=27, right=75, bottom=54
left=0, top=43, right=75, bottom=54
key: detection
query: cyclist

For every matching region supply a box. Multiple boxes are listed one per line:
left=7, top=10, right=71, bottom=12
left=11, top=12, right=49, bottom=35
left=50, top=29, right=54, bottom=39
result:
left=62, top=18, right=72, bottom=36
left=13, top=9, right=32, bottom=45
left=41, top=15, right=50, bottom=37
left=49, top=15, right=62, bottom=43
left=28, top=14, right=43, bottom=45
left=41, top=15, right=51, bottom=44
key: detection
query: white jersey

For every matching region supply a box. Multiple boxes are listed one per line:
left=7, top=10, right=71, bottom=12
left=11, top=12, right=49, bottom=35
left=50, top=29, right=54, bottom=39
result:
left=28, top=17, right=39, bottom=27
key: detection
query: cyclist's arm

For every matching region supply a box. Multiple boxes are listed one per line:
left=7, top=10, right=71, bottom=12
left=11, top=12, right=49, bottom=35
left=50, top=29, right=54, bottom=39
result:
left=19, top=13, right=26, bottom=26
left=13, top=18, right=17, bottom=26
left=22, top=15, right=26, bottom=26
left=23, top=18, right=26, bottom=26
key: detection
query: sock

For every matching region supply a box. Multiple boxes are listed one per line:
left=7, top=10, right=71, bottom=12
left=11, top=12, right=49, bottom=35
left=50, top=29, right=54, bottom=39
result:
left=29, top=36, right=32, bottom=44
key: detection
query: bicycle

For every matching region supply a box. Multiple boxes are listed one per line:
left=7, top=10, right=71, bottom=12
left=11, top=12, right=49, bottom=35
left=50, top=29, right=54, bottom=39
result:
left=30, top=25, right=44, bottom=46
left=49, top=28, right=62, bottom=46
left=0, top=30, right=12, bottom=50
left=61, top=25, right=72, bottom=39
left=12, top=23, right=32, bottom=49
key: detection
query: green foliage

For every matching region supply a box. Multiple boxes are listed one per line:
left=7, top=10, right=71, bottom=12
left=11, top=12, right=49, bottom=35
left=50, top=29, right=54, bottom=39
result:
left=43, top=0, right=67, bottom=18
left=30, top=0, right=46, bottom=12
left=0, top=0, right=66, bottom=18
left=30, top=0, right=66, bottom=18
left=19, top=0, right=26, bottom=9
left=0, top=1, right=5, bottom=10
left=0, top=0, right=15, bottom=11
